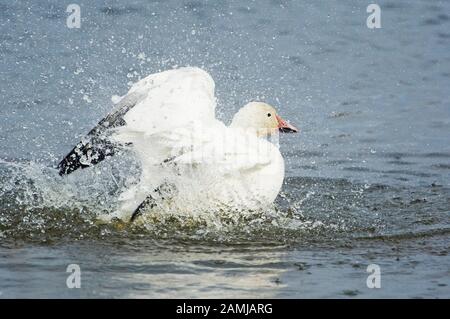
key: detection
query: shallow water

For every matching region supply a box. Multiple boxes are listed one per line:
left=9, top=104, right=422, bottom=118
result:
left=0, top=0, right=449, bottom=298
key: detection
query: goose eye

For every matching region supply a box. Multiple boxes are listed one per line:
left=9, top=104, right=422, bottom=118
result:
left=267, top=113, right=271, bottom=117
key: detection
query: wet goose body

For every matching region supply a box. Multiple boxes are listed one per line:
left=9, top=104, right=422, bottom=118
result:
left=58, top=67, right=298, bottom=221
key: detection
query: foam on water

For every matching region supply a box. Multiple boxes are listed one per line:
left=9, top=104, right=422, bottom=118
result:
left=2, top=154, right=448, bottom=246
left=0, top=156, right=363, bottom=245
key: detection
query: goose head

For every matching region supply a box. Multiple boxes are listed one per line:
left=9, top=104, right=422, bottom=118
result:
left=230, top=102, right=298, bottom=137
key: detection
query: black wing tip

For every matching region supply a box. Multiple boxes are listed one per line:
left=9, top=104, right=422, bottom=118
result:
left=57, top=150, right=90, bottom=176
left=57, top=159, right=76, bottom=176
left=58, top=167, right=66, bottom=176
left=57, top=159, right=68, bottom=176
left=57, top=164, right=74, bottom=176
left=56, top=92, right=138, bottom=177
left=57, top=144, right=117, bottom=176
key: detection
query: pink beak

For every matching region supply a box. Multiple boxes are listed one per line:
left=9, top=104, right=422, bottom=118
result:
left=276, top=114, right=299, bottom=133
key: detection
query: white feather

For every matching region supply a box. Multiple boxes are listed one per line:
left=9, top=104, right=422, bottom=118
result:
left=102, top=67, right=285, bottom=221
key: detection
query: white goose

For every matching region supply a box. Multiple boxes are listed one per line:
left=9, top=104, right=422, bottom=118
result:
left=58, top=67, right=298, bottom=222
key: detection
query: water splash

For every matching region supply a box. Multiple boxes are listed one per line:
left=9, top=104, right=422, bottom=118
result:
left=0, top=157, right=355, bottom=245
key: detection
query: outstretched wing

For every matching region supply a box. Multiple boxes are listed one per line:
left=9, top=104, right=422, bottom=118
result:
left=58, top=67, right=217, bottom=178
left=57, top=91, right=145, bottom=176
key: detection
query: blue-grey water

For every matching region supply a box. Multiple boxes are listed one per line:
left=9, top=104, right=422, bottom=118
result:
left=0, top=0, right=449, bottom=298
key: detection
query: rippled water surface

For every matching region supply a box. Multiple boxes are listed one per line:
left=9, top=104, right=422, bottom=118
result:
left=0, top=0, right=449, bottom=298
